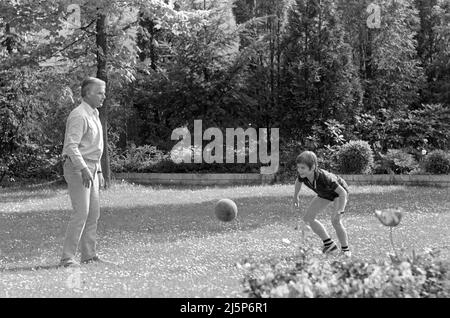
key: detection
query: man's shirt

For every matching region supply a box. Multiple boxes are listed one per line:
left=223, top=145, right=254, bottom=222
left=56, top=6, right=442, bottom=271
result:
left=297, top=168, right=348, bottom=201
left=62, top=101, right=103, bottom=171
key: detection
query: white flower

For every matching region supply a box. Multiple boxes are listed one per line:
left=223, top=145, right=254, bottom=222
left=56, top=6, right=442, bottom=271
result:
left=265, top=272, right=275, bottom=281
left=421, top=149, right=427, bottom=156
left=282, top=238, right=291, bottom=245
left=271, top=284, right=290, bottom=298
left=375, top=208, right=404, bottom=227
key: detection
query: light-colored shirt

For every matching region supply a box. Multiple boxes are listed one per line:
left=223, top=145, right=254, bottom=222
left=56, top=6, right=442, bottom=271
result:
left=62, top=101, right=103, bottom=171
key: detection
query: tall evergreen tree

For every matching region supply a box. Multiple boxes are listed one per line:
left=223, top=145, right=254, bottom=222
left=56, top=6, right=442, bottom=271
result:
left=281, top=0, right=362, bottom=141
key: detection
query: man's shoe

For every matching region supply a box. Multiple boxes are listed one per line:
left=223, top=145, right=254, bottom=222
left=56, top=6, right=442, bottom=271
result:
left=322, top=242, right=338, bottom=254
left=81, top=256, right=116, bottom=266
left=59, top=259, right=80, bottom=268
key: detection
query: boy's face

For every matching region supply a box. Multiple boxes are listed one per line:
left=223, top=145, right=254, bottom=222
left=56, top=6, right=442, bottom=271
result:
left=297, top=163, right=314, bottom=178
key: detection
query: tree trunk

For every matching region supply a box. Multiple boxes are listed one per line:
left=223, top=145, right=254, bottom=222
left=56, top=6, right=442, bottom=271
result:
left=96, top=12, right=111, bottom=189
left=0, top=170, right=7, bottom=184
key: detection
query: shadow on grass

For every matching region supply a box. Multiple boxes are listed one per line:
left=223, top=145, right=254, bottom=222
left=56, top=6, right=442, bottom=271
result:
left=0, top=180, right=65, bottom=203
left=0, top=264, right=61, bottom=273
left=1, top=187, right=449, bottom=269
left=0, top=191, right=62, bottom=203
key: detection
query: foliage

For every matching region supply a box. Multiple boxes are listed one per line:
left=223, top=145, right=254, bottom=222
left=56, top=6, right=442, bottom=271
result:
left=242, top=246, right=450, bottom=298
left=422, top=150, right=450, bottom=174
left=131, top=1, right=246, bottom=150
left=338, top=0, right=425, bottom=111
left=415, top=0, right=450, bottom=106
left=111, top=144, right=168, bottom=172
left=336, top=140, right=374, bottom=174
left=351, top=104, right=450, bottom=154
left=375, top=149, right=420, bottom=175
left=0, top=67, right=75, bottom=182
left=280, top=0, right=362, bottom=136
left=110, top=144, right=262, bottom=173
left=1, top=0, right=450, bottom=181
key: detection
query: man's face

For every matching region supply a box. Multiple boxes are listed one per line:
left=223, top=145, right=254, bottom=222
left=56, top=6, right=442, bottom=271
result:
left=297, top=163, right=314, bottom=178
left=85, top=84, right=106, bottom=108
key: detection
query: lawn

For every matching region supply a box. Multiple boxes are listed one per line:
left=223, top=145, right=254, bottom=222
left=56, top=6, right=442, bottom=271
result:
left=0, top=182, right=449, bottom=297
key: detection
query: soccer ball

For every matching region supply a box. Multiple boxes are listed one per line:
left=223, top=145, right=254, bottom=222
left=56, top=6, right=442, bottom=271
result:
left=215, top=198, right=238, bottom=222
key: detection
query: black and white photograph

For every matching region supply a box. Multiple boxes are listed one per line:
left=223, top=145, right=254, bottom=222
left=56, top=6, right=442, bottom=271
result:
left=0, top=0, right=449, bottom=302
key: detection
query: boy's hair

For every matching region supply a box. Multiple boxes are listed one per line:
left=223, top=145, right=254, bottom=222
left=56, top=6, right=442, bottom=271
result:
left=296, top=151, right=318, bottom=170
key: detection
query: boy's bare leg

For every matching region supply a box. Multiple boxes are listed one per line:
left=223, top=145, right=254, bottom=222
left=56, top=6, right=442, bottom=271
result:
left=303, top=197, right=331, bottom=240
left=331, top=200, right=349, bottom=247
left=331, top=213, right=349, bottom=247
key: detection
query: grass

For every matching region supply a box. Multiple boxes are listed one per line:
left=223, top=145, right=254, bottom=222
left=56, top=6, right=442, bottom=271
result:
left=0, top=182, right=449, bottom=297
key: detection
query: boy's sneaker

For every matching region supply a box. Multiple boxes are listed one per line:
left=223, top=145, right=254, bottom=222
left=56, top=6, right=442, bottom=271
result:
left=322, top=242, right=338, bottom=254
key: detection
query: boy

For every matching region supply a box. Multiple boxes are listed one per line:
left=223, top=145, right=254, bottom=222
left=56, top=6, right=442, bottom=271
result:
left=292, top=151, right=351, bottom=257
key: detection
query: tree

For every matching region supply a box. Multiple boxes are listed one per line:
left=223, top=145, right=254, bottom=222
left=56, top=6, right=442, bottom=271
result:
left=130, top=1, right=248, bottom=150
left=1, top=0, right=143, bottom=187
left=338, top=0, right=425, bottom=111
left=415, top=0, right=450, bottom=106
left=280, top=0, right=362, bottom=143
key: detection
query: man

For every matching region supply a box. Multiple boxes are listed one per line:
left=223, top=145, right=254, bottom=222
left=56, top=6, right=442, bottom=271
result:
left=60, top=77, right=106, bottom=268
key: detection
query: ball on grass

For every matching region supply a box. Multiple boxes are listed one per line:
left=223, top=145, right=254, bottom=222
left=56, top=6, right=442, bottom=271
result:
left=215, top=198, right=238, bottom=222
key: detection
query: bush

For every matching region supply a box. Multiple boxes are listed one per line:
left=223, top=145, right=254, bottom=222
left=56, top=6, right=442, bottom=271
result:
left=316, top=146, right=339, bottom=173
left=423, top=150, right=450, bottom=174
left=375, top=149, right=419, bottom=175
left=336, top=140, right=374, bottom=174
left=351, top=105, right=450, bottom=153
left=242, top=247, right=450, bottom=298
left=111, top=144, right=262, bottom=173
left=111, top=144, right=168, bottom=173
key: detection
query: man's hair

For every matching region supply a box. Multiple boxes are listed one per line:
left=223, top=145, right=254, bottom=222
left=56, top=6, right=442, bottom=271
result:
left=81, top=77, right=106, bottom=97
left=296, top=151, right=317, bottom=170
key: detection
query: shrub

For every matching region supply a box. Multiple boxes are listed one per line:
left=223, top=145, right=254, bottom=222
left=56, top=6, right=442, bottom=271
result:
left=241, top=247, right=450, bottom=298
left=423, top=150, right=450, bottom=174
left=336, top=140, right=374, bottom=174
left=316, top=146, right=339, bottom=173
left=111, top=144, right=262, bottom=173
left=351, top=105, right=450, bottom=153
left=111, top=144, right=168, bottom=173
left=376, top=149, right=419, bottom=174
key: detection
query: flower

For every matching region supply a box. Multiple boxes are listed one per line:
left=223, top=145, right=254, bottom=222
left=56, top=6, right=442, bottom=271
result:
left=374, top=208, right=404, bottom=227
left=271, top=284, right=290, bottom=298
left=421, top=149, right=427, bottom=156
left=281, top=238, right=291, bottom=245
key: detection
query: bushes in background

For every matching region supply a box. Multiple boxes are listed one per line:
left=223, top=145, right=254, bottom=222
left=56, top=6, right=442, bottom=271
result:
left=374, top=149, right=420, bottom=175
left=111, top=143, right=450, bottom=176
left=111, top=144, right=261, bottom=173
left=335, top=140, right=374, bottom=174
left=423, top=150, right=450, bottom=174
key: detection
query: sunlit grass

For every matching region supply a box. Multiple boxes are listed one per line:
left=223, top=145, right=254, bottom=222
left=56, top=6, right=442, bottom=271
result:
left=0, top=182, right=449, bottom=297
